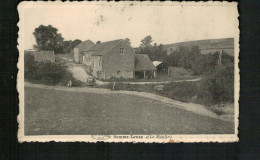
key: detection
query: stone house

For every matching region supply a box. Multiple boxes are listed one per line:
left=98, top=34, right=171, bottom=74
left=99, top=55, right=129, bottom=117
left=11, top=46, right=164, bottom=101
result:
left=73, top=40, right=95, bottom=63
left=83, top=39, right=136, bottom=79
left=74, top=39, right=157, bottom=80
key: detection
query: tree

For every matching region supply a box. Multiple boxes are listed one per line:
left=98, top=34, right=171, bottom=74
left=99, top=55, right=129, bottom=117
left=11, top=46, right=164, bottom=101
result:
left=124, top=38, right=131, bottom=46
left=33, top=25, right=64, bottom=54
left=70, top=39, right=82, bottom=48
left=62, top=39, right=82, bottom=53
left=96, top=41, right=101, bottom=44
left=140, top=35, right=153, bottom=48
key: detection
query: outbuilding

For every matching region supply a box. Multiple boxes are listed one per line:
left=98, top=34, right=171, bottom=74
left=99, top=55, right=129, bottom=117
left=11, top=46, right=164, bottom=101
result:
left=73, top=40, right=95, bottom=63
left=152, top=60, right=169, bottom=74
left=135, top=54, right=157, bottom=79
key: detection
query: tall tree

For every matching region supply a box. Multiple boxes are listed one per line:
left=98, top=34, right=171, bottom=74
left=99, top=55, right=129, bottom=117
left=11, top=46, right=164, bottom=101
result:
left=33, top=25, right=64, bottom=54
left=62, top=39, right=82, bottom=53
left=124, top=38, right=131, bottom=45
left=140, top=35, right=153, bottom=48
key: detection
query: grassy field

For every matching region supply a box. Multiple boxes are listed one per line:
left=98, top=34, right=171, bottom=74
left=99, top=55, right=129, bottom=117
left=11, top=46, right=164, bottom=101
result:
left=162, top=38, right=234, bottom=56
left=96, top=80, right=234, bottom=117
left=24, top=87, right=234, bottom=135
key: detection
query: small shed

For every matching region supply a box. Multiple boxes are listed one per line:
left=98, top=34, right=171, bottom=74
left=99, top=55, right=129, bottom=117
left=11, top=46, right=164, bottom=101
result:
left=135, top=54, right=157, bottom=79
left=152, top=60, right=169, bottom=74
left=34, top=51, right=55, bottom=63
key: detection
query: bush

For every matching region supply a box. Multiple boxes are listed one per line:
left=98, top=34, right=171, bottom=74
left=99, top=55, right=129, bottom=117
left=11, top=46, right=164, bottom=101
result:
left=191, top=53, right=219, bottom=75
left=25, top=60, right=83, bottom=87
left=203, top=64, right=234, bottom=103
left=25, top=61, right=64, bottom=85
left=58, top=68, right=83, bottom=87
left=24, top=53, right=35, bottom=66
left=162, top=63, right=234, bottom=106
left=162, top=81, right=214, bottom=106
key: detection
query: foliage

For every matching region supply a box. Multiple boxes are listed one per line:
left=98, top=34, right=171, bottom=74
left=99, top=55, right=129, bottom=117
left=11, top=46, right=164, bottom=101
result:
left=62, top=39, right=82, bottom=53
left=124, top=38, right=131, bottom=45
left=163, top=51, right=234, bottom=106
left=33, top=25, right=64, bottom=54
left=24, top=53, right=35, bottom=67
left=137, top=36, right=167, bottom=61
left=140, top=35, right=153, bottom=48
left=203, top=63, right=234, bottom=103
left=96, top=41, right=101, bottom=44
left=164, top=45, right=201, bottom=69
left=137, top=46, right=167, bottom=61
left=163, top=81, right=214, bottom=106
left=25, top=59, right=82, bottom=87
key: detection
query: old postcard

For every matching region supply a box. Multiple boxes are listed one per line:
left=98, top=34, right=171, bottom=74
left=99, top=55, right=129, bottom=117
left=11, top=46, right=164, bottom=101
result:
left=17, top=1, right=239, bottom=143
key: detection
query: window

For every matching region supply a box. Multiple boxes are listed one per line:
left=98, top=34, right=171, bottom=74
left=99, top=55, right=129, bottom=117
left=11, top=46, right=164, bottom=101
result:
left=99, top=60, right=101, bottom=66
left=120, top=48, right=124, bottom=54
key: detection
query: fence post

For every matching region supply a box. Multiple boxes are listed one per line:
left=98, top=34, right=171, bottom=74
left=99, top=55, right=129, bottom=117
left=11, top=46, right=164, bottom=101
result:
left=113, top=82, right=115, bottom=90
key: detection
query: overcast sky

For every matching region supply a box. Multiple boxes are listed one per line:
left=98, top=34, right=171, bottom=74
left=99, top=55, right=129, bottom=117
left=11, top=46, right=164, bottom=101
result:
left=21, top=2, right=238, bottom=49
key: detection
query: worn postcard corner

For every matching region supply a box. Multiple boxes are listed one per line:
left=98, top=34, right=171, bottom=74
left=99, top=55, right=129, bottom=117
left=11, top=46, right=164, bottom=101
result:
left=17, top=1, right=239, bottom=143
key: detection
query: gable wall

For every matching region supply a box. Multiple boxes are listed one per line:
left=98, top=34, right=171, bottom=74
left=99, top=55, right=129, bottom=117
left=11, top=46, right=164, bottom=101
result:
left=74, top=48, right=80, bottom=62
left=102, top=41, right=135, bottom=79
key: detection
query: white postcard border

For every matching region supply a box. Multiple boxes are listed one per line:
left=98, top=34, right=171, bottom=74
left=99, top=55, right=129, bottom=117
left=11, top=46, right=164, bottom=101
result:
left=17, top=1, right=239, bottom=143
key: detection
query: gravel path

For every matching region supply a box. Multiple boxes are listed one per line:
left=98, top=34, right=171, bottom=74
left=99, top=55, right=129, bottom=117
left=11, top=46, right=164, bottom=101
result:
left=66, top=63, right=93, bottom=83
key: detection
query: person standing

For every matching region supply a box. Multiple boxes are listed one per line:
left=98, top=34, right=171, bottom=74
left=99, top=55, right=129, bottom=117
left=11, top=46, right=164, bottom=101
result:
left=68, top=80, right=72, bottom=87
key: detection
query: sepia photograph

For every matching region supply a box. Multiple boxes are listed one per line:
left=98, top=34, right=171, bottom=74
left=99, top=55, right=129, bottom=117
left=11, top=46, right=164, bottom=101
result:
left=17, top=1, right=239, bottom=143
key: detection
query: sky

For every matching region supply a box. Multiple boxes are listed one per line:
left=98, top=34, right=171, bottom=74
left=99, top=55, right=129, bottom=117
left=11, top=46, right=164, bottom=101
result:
left=21, top=2, right=238, bottom=49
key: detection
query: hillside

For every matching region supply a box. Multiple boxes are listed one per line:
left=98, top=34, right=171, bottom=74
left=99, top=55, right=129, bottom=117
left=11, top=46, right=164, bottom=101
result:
left=163, top=38, right=234, bottom=56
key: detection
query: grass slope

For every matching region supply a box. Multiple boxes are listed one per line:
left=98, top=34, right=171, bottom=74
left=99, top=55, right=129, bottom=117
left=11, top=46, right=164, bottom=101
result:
left=25, top=87, right=234, bottom=135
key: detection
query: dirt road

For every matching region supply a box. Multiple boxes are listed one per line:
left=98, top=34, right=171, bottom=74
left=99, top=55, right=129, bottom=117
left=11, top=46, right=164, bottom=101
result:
left=66, top=62, right=201, bottom=85
left=66, top=63, right=93, bottom=83
left=24, top=87, right=234, bottom=135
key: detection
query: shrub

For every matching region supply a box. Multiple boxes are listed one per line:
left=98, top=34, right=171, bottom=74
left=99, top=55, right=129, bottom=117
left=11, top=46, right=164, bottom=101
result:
left=163, top=64, right=234, bottom=107
left=203, top=64, right=234, bottom=103
left=59, top=70, right=83, bottom=87
left=25, top=60, right=83, bottom=87
left=163, top=81, right=214, bottom=106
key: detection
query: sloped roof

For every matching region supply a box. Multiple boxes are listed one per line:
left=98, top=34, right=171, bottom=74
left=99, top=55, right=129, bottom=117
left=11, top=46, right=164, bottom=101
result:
left=86, top=39, right=122, bottom=56
left=75, top=40, right=95, bottom=51
left=152, top=61, right=162, bottom=67
left=135, top=54, right=157, bottom=71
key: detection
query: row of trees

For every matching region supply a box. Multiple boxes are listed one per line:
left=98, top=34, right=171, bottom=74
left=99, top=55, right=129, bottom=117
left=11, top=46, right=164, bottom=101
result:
left=137, top=35, right=234, bottom=75
left=33, top=25, right=132, bottom=54
left=136, top=35, right=167, bottom=61
left=137, top=35, right=234, bottom=104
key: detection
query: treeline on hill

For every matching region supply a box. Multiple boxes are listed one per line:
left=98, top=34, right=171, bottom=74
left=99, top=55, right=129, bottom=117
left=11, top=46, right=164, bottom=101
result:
left=136, top=44, right=168, bottom=61
left=24, top=54, right=83, bottom=86
left=137, top=41, right=234, bottom=106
